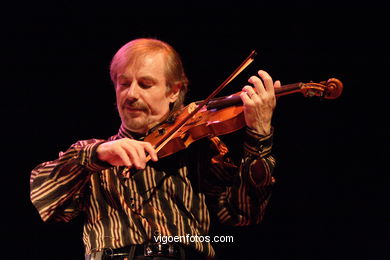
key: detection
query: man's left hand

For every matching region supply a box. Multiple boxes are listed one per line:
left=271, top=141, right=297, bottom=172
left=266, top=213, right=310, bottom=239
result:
left=240, top=70, right=280, bottom=136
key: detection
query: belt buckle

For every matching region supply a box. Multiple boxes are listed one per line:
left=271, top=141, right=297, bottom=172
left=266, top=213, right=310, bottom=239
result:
left=144, top=242, right=176, bottom=257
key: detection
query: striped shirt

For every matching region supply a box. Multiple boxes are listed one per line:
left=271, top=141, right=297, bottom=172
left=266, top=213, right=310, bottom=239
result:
left=30, top=125, right=275, bottom=257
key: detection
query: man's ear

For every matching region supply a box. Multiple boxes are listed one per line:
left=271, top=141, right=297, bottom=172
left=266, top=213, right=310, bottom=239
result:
left=168, top=82, right=182, bottom=103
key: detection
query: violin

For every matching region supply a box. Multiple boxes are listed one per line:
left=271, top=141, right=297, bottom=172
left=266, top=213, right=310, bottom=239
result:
left=144, top=51, right=343, bottom=159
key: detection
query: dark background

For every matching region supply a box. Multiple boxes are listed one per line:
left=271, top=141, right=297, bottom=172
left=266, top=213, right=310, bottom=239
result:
left=3, top=1, right=388, bottom=259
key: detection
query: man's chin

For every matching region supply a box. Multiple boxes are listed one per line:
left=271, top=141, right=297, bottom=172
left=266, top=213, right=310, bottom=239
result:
left=122, top=118, right=148, bottom=134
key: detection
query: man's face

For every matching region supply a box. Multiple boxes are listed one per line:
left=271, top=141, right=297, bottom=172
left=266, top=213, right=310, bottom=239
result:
left=115, top=52, right=179, bottom=134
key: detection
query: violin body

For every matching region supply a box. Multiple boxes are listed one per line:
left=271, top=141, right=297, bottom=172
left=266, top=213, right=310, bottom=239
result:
left=144, top=98, right=246, bottom=158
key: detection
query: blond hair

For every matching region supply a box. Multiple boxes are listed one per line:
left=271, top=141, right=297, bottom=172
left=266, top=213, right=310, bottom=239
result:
left=110, top=38, right=189, bottom=112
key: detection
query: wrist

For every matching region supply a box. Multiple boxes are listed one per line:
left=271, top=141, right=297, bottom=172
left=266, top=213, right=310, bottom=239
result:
left=250, top=124, right=271, bottom=136
left=244, top=127, right=274, bottom=157
left=88, top=141, right=113, bottom=169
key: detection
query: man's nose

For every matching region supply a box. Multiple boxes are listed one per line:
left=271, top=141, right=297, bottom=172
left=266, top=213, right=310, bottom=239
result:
left=126, top=82, right=140, bottom=100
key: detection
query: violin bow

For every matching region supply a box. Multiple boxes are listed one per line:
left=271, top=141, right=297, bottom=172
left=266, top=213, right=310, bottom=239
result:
left=151, top=50, right=257, bottom=157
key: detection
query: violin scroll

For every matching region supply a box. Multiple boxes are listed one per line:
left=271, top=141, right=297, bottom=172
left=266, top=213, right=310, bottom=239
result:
left=323, top=78, right=343, bottom=99
left=301, top=78, right=343, bottom=99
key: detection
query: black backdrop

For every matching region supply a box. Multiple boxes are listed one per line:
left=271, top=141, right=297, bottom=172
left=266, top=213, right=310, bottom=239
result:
left=3, top=1, right=388, bottom=260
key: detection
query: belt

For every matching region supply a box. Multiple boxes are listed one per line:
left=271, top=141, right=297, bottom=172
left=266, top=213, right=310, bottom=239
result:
left=96, top=242, right=206, bottom=260
left=103, top=242, right=180, bottom=259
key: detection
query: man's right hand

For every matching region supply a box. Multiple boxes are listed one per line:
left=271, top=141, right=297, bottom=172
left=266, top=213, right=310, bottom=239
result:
left=96, top=139, right=158, bottom=169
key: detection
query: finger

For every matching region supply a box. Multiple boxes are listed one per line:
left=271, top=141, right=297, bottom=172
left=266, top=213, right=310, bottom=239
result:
left=240, top=90, right=253, bottom=106
left=274, top=80, right=281, bottom=90
left=134, top=143, right=147, bottom=168
left=143, top=142, right=158, bottom=162
left=116, top=147, right=132, bottom=167
left=122, top=143, right=143, bottom=169
left=248, top=75, right=266, bottom=96
left=274, top=80, right=281, bottom=101
left=242, top=86, right=258, bottom=100
left=258, top=70, right=274, bottom=94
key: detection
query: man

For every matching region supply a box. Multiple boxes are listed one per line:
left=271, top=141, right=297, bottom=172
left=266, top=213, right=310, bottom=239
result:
left=30, top=38, right=280, bottom=260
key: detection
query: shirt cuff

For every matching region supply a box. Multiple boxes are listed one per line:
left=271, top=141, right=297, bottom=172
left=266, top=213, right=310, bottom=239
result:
left=78, top=141, right=113, bottom=171
left=244, top=127, right=273, bottom=157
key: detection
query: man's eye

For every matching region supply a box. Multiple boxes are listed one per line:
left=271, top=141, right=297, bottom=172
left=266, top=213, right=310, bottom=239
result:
left=119, top=83, right=130, bottom=87
left=140, top=82, right=152, bottom=89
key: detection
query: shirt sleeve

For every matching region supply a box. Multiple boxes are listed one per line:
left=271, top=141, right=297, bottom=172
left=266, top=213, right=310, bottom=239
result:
left=30, top=139, right=110, bottom=222
left=202, top=127, right=276, bottom=226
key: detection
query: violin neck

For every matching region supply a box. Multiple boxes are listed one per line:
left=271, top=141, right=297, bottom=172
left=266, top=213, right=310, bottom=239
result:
left=275, top=82, right=305, bottom=97
left=205, top=82, right=305, bottom=110
left=206, top=95, right=242, bottom=110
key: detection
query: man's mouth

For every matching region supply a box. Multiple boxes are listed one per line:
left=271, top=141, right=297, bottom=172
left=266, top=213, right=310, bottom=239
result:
left=123, top=102, right=147, bottom=113
left=125, top=106, right=146, bottom=112
left=126, top=106, right=143, bottom=110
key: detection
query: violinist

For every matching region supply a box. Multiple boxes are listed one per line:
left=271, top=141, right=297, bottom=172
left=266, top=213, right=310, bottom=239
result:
left=30, top=38, right=280, bottom=260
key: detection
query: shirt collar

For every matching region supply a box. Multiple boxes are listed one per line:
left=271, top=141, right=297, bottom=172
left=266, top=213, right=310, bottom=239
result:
left=116, top=124, right=145, bottom=140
